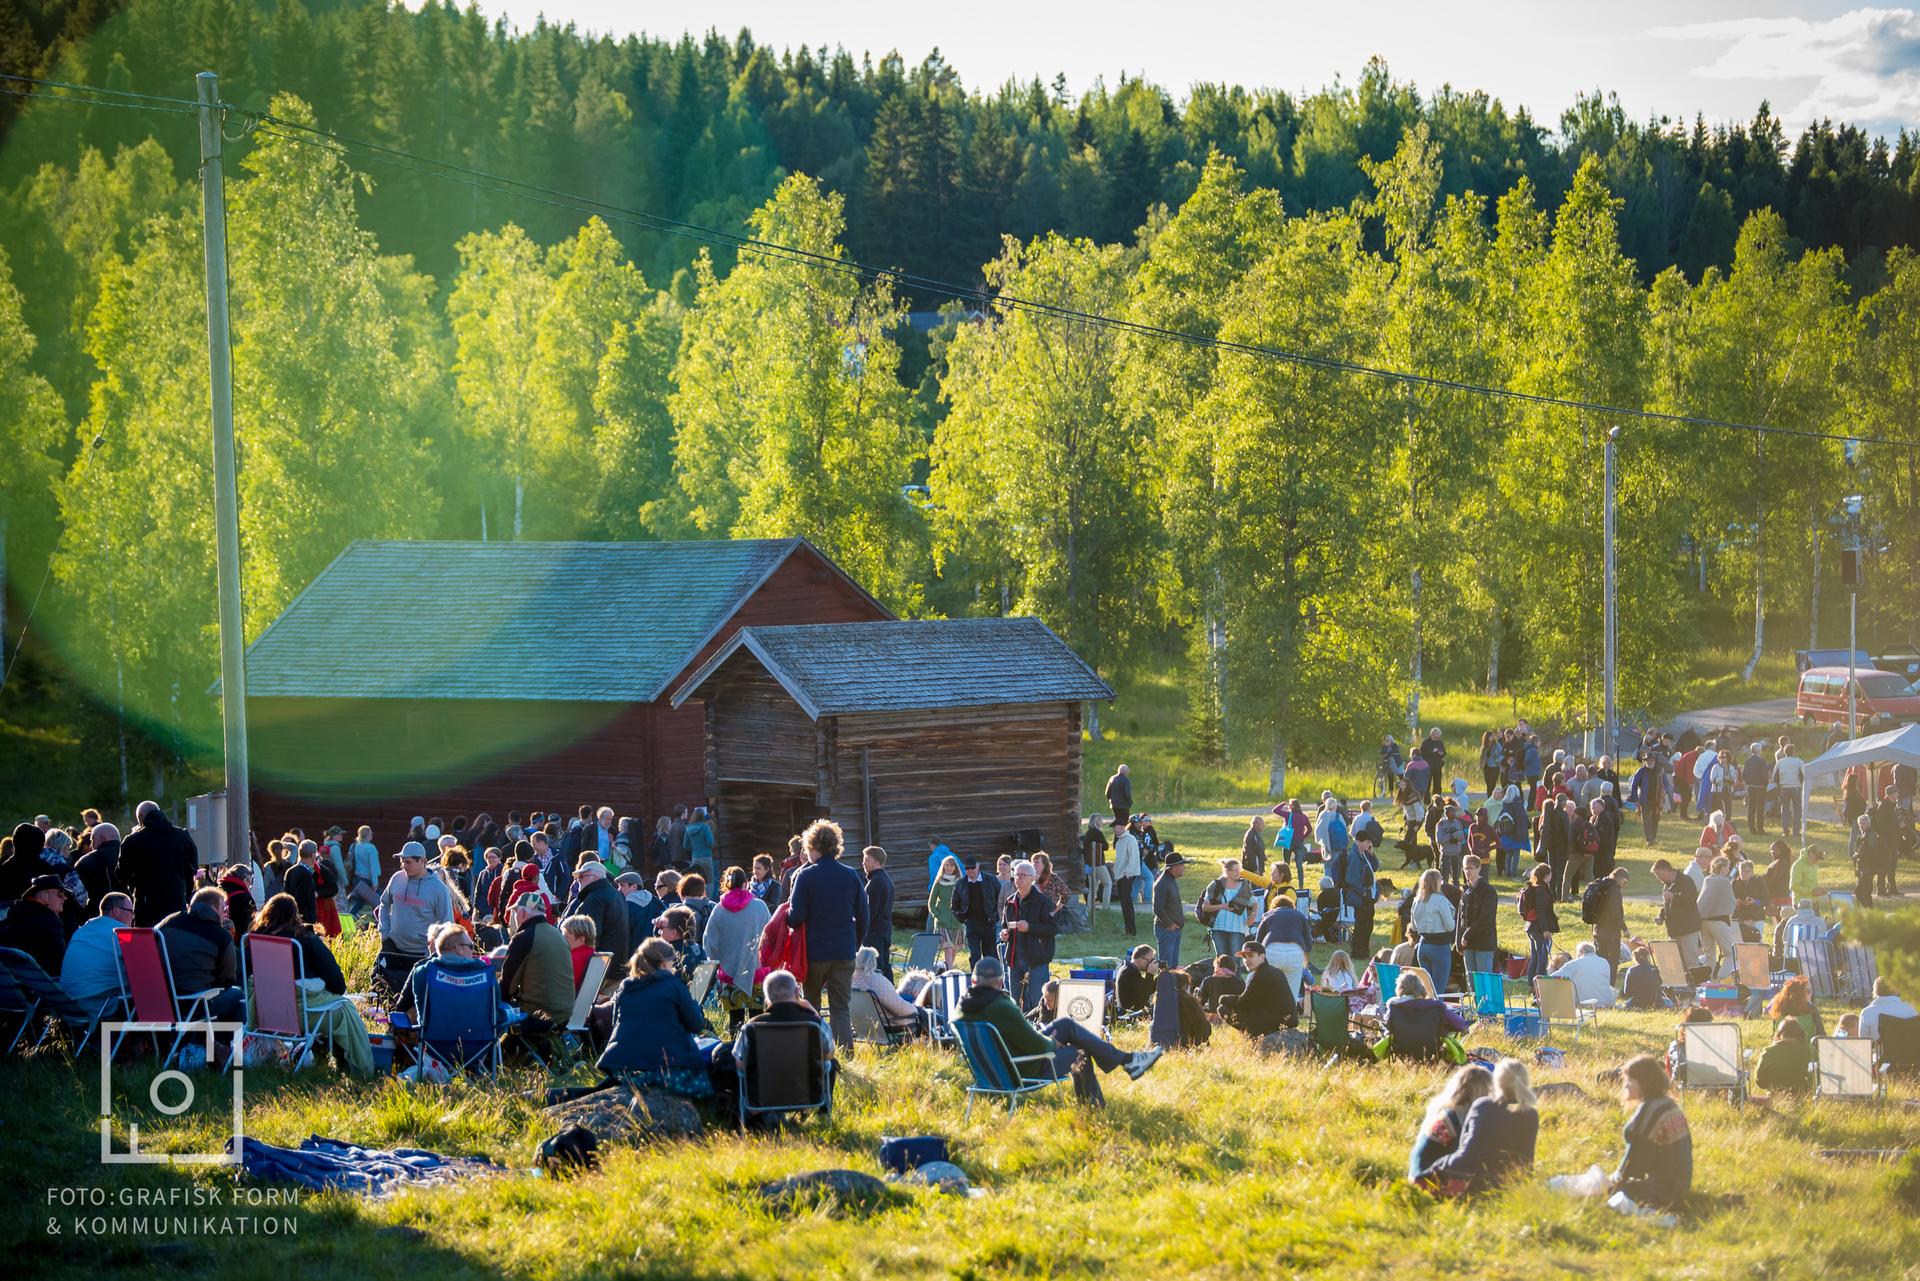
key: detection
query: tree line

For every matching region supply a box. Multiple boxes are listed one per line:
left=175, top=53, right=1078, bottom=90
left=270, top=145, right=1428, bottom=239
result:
left=3, top=3, right=1919, bottom=797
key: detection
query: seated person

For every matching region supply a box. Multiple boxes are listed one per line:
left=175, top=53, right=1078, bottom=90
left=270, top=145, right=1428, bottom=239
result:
left=1611, top=1054, right=1693, bottom=1209
left=560, top=913, right=598, bottom=991
left=1666, top=1006, right=1714, bottom=1083
left=1860, top=978, right=1918, bottom=1041
left=895, top=968, right=934, bottom=1007
left=1546, top=941, right=1618, bottom=1008
left=1754, top=1018, right=1814, bottom=1094
left=1168, top=969, right=1210, bottom=1046
left=1409, top=1064, right=1493, bottom=1181
left=1767, top=975, right=1825, bottom=1039
left=1315, top=949, right=1359, bottom=994
left=0, top=875, right=72, bottom=977
left=402, top=919, right=507, bottom=1025
left=238, top=894, right=369, bottom=1073
left=1619, top=945, right=1666, bottom=1010
left=1027, top=977, right=1064, bottom=1024
left=60, top=892, right=135, bottom=1011
left=1197, top=955, right=1245, bottom=1012
left=1384, top=970, right=1469, bottom=1059
left=654, top=905, right=707, bottom=978
left=733, top=967, right=834, bottom=1107
left=157, top=886, right=244, bottom=1020
left=1835, top=1012, right=1860, bottom=1037
left=1116, top=945, right=1158, bottom=1015
left=1389, top=923, right=1420, bottom=968
left=1314, top=876, right=1344, bottom=942
left=852, top=945, right=922, bottom=1032
left=598, top=937, right=725, bottom=1096
left=1221, top=939, right=1298, bottom=1035
left=500, top=892, right=574, bottom=1027
left=1416, top=1058, right=1539, bottom=1196
left=953, top=956, right=1162, bottom=1107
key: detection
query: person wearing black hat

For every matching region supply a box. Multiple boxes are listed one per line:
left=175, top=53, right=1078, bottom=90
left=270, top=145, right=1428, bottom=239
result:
left=1152, top=851, right=1189, bottom=966
left=0, top=875, right=71, bottom=975
left=951, top=857, right=1001, bottom=967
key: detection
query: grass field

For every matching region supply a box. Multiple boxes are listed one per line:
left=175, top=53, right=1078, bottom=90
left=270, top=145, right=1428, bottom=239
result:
left=5, top=799, right=1916, bottom=1280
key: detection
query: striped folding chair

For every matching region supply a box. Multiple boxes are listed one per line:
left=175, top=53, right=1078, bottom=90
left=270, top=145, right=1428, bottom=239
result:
left=1813, top=1036, right=1882, bottom=1102
left=951, top=1018, right=1067, bottom=1117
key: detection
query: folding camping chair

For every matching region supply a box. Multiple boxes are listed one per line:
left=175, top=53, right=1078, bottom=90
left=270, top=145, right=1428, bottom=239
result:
left=1813, top=1036, right=1883, bottom=1102
left=1733, top=942, right=1774, bottom=996
left=109, top=926, right=225, bottom=1068
left=1056, top=977, right=1109, bottom=1039
left=849, top=987, right=914, bottom=1047
left=687, top=961, right=720, bottom=1009
left=1533, top=976, right=1594, bottom=1038
left=235, top=933, right=352, bottom=1073
left=1798, top=938, right=1840, bottom=1000
left=1382, top=999, right=1446, bottom=1062
left=1650, top=939, right=1696, bottom=1005
left=929, top=970, right=971, bottom=1046
left=1678, top=1021, right=1746, bottom=1104
left=1878, top=1014, right=1920, bottom=1078
left=905, top=932, right=941, bottom=972
left=1837, top=943, right=1879, bottom=1005
left=736, top=1019, right=834, bottom=1129
left=0, top=965, right=33, bottom=1055
left=1309, top=991, right=1372, bottom=1062
left=0, top=947, right=123, bottom=1058
left=1371, top=963, right=1401, bottom=999
left=516, top=951, right=613, bottom=1070
left=1468, top=970, right=1512, bottom=1019
left=952, top=1017, right=1067, bottom=1117
left=403, top=962, right=505, bottom=1076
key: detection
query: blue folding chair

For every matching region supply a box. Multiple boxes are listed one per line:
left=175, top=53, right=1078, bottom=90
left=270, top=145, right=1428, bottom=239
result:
left=1373, top=963, right=1402, bottom=999
left=399, top=962, right=505, bottom=1076
left=951, top=1018, right=1067, bottom=1117
left=0, top=947, right=125, bottom=1059
left=1468, top=971, right=1509, bottom=1018
left=929, top=971, right=971, bottom=1046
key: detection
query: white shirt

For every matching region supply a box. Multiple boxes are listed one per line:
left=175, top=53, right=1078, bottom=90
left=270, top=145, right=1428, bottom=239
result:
left=1110, top=831, right=1141, bottom=880
left=1550, top=952, right=1618, bottom=1007
left=1684, top=862, right=1707, bottom=894
left=1772, top=756, right=1805, bottom=789
left=1409, top=895, right=1455, bottom=935
left=1860, top=993, right=1918, bottom=1042
left=1695, top=752, right=1718, bottom=782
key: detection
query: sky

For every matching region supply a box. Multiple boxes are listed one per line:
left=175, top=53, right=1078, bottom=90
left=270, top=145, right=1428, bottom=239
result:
left=473, top=0, right=1920, bottom=139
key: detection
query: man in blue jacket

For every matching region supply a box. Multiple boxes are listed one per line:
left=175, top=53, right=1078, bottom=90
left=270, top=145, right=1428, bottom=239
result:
left=785, top=819, right=868, bottom=1051
left=860, top=845, right=896, bottom=981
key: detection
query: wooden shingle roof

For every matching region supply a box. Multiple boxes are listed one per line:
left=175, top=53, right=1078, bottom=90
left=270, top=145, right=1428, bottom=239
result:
left=670, top=617, right=1115, bottom=717
left=236, top=538, right=881, bottom=702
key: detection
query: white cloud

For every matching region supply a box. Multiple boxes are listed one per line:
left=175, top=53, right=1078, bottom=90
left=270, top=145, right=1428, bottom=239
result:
left=1650, top=6, right=1920, bottom=132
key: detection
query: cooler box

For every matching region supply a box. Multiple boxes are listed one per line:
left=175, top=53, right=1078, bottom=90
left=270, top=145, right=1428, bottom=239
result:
left=1505, top=957, right=1527, bottom=980
left=1504, top=1010, right=1544, bottom=1038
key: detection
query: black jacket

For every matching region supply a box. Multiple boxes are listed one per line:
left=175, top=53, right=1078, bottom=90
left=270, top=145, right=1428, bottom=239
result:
left=564, top=876, right=632, bottom=970
left=1000, top=886, right=1058, bottom=969
left=863, top=868, right=895, bottom=947
left=1116, top=964, right=1155, bottom=1014
left=283, top=861, right=318, bottom=923
left=1662, top=874, right=1701, bottom=937
left=1458, top=878, right=1499, bottom=951
left=74, top=839, right=120, bottom=908
left=951, top=874, right=1002, bottom=927
left=1519, top=883, right=1560, bottom=935
left=1105, top=771, right=1133, bottom=813
left=121, top=815, right=198, bottom=927
left=157, top=907, right=237, bottom=994
left=0, top=898, right=67, bottom=976
left=1230, top=961, right=1298, bottom=1035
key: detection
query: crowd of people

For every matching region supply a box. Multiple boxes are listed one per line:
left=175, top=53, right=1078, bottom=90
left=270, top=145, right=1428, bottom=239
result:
left=0, top=717, right=1910, bottom=1207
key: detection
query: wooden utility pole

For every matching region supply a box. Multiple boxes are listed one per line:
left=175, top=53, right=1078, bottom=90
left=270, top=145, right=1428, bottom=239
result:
left=196, top=71, right=250, bottom=860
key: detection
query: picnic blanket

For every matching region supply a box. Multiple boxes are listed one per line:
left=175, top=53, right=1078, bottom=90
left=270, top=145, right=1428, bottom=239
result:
left=236, top=1135, right=502, bottom=1196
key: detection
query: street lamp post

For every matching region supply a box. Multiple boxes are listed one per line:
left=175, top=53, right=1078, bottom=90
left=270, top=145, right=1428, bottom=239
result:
left=1844, top=493, right=1863, bottom=739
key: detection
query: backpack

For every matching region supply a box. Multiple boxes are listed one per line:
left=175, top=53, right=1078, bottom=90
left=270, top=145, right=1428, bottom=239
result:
left=1580, top=877, right=1610, bottom=926
left=1577, top=823, right=1600, bottom=856
left=1495, top=810, right=1517, bottom=839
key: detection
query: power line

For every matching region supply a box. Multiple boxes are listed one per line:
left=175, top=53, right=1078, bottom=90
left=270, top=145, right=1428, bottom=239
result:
left=5, top=72, right=1894, bottom=448
left=0, top=85, right=196, bottom=116
left=0, top=71, right=202, bottom=108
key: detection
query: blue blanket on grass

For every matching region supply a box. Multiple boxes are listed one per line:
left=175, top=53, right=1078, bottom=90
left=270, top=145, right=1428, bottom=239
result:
left=235, top=1135, right=501, bottom=1196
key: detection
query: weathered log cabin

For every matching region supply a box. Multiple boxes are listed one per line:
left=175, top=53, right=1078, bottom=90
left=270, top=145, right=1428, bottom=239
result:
left=669, top=616, right=1115, bottom=906
left=237, top=538, right=889, bottom=865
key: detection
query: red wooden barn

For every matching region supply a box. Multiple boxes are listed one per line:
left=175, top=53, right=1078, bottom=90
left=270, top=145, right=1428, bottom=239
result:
left=239, top=538, right=889, bottom=859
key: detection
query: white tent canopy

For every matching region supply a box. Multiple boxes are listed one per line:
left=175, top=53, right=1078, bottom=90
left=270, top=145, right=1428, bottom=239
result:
left=1799, top=722, right=1920, bottom=820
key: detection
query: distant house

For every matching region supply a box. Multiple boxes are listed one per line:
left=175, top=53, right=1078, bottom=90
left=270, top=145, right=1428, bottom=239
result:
left=670, top=616, right=1115, bottom=906
left=238, top=538, right=890, bottom=868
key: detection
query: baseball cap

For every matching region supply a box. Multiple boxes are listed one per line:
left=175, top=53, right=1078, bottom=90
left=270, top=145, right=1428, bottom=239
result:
left=399, top=840, right=428, bottom=861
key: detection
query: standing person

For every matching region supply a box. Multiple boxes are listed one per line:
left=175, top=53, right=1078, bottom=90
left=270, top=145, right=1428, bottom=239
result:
left=346, top=826, right=381, bottom=914
left=1108, top=819, right=1141, bottom=937
left=1380, top=735, right=1406, bottom=796
left=784, top=819, right=869, bottom=1052
left=118, top=800, right=198, bottom=928
left=1079, top=817, right=1110, bottom=909
left=1562, top=801, right=1598, bottom=901
left=927, top=855, right=963, bottom=969
left=1590, top=867, right=1630, bottom=984
left=1434, top=802, right=1469, bottom=886
left=667, top=805, right=689, bottom=869
left=682, top=808, right=717, bottom=882
left=1540, top=796, right=1571, bottom=893
left=1457, top=855, right=1498, bottom=978
left=1742, top=744, right=1771, bottom=834
left=283, top=840, right=320, bottom=925
left=702, top=866, right=772, bottom=1009
left=1409, top=869, right=1457, bottom=993
left=1198, top=859, right=1258, bottom=962
left=375, top=842, right=455, bottom=994
left=1343, top=833, right=1383, bottom=961
left=999, top=859, right=1059, bottom=1011
left=1772, top=742, right=1805, bottom=841
left=1253, top=891, right=1312, bottom=1000
left=952, top=858, right=1002, bottom=966
left=860, top=846, right=895, bottom=980
left=1518, top=863, right=1558, bottom=980
left=1238, top=815, right=1268, bottom=878
left=1639, top=735, right=1669, bottom=844
left=1479, top=731, right=1502, bottom=798
left=1151, top=851, right=1189, bottom=967
left=1696, top=855, right=1740, bottom=979
left=1652, top=858, right=1704, bottom=971
left=1418, top=728, right=1447, bottom=782
left=1590, top=793, right=1620, bottom=879
left=1105, top=764, right=1133, bottom=829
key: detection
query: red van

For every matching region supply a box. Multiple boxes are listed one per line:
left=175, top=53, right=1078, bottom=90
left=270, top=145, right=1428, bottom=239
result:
left=1796, top=665, right=1920, bottom=727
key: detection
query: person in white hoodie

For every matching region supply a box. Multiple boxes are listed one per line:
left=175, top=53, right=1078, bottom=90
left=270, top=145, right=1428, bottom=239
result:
left=1694, top=856, right=1740, bottom=979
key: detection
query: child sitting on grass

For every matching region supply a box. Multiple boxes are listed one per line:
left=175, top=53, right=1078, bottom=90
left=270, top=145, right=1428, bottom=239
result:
left=1666, top=1006, right=1714, bottom=1084
left=1317, top=950, right=1359, bottom=993
left=1408, top=1064, right=1493, bottom=1181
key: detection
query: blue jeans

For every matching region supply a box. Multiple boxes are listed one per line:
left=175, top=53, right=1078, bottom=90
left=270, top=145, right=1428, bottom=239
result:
left=1417, top=941, right=1453, bottom=994
left=1155, top=926, right=1183, bottom=968
left=1463, top=948, right=1494, bottom=978
left=1135, top=874, right=1153, bottom=906
left=1041, top=1017, right=1132, bottom=1105
left=1010, top=962, right=1049, bottom=1012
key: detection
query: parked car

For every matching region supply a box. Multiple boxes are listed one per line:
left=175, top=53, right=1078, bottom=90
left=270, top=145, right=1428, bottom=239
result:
left=1794, top=647, right=1872, bottom=673
left=1796, top=665, right=1920, bottom=727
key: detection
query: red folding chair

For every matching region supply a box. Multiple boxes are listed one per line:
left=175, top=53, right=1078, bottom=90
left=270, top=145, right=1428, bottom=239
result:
left=237, top=934, right=350, bottom=1073
left=110, top=926, right=223, bottom=1067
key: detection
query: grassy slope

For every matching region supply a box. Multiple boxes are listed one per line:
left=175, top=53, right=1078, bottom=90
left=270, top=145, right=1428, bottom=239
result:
left=4, top=806, right=1912, bottom=1280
